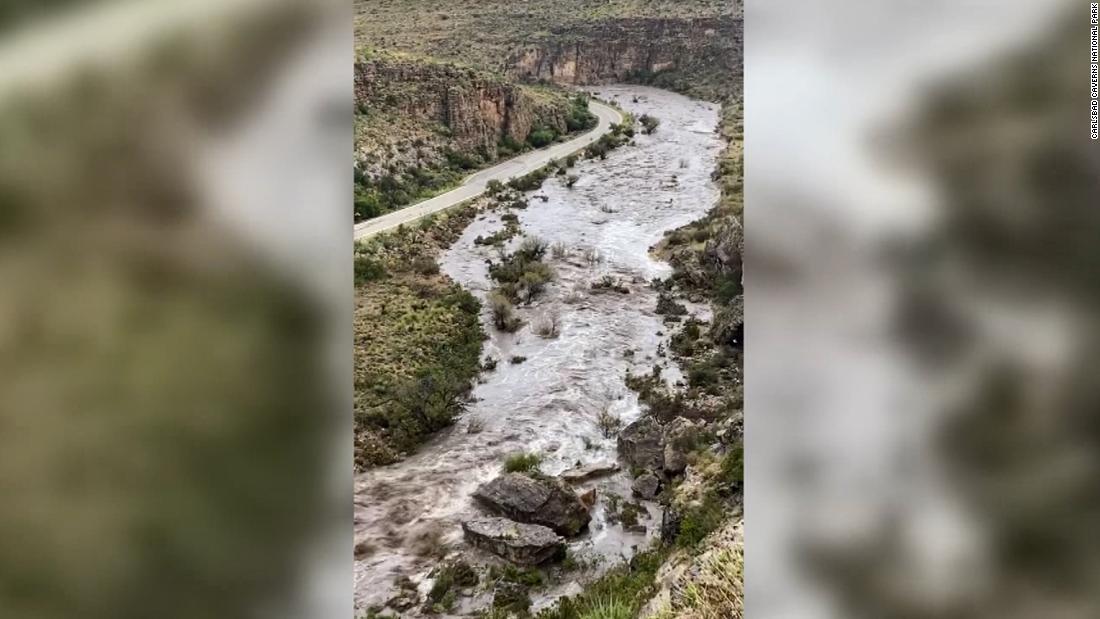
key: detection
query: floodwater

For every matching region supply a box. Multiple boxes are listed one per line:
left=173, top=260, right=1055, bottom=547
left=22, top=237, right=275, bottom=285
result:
left=354, top=86, right=722, bottom=615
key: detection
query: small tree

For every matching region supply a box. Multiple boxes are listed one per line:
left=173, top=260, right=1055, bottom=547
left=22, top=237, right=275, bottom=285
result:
left=597, top=408, right=621, bottom=438
left=489, top=292, right=522, bottom=332
left=533, top=312, right=561, bottom=339
left=639, top=114, right=660, bottom=135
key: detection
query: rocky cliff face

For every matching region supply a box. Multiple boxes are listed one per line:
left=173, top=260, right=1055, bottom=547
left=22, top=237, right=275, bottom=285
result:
left=355, top=56, right=571, bottom=160
left=507, top=17, right=742, bottom=101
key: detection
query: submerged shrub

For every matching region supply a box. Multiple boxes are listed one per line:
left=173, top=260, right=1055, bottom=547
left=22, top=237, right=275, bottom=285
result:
left=489, top=292, right=522, bottom=332
left=503, top=452, right=542, bottom=474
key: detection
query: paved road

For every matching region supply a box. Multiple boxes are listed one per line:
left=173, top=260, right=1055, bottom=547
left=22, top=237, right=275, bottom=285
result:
left=354, top=100, right=623, bottom=240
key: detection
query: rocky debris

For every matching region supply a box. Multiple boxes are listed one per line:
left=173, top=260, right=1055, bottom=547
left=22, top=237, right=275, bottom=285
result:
left=632, top=470, right=662, bottom=499
left=353, top=539, right=374, bottom=560
left=560, top=460, right=620, bottom=483
left=660, top=507, right=684, bottom=544
left=385, top=575, right=420, bottom=612
left=656, top=293, right=688, bottom=316
left=707, top=217, right=744, bottom=283
left=492, top=580, right=532, bottom=614
left=473, top=473, right=591, bottom=536
left=712, top=294, right=744, bottom=349
left=618, top=417, right=666, bottom=472
left=663, top=417, right=702, bottom=474
left=578, top=488, right=598, bottom=510
left=462, top=517, right=565, bottom=565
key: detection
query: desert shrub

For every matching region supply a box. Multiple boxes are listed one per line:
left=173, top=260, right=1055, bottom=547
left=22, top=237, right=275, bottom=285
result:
left=354, top=255, right=386, bottom=285
left=550, top=241, right=568, bottom=259
left=489, top=239, right=555, bottom=303
left=509, top=355, right=527, bottom=365
left=714, top=275, right=741, bottom=303
left=354, top=186, right=384, bottom=220
left=676, top=492, right=726, bottom=548
left=591, top=276, right=629, bottom=294
left=582, top=247, right=602, bottom=266
left=491, top=565, right=546, bottom=588
left=533, top=312, right=561, bottom=339
left=503, top=452, right=542, bottom=474
left=498, top=135, right=524, bottom=156
left=411, top=255, right=440, bottom=276
left=527, top=127, right=558, bottom=148
left=639, top=114, right=660, bottom=134
left=565, top=94, right=598, bottom=131
left=487, top=179, right=505, bottom=195
left=508, top=166, right=552, bottom=192
left=656, top=293, right=688, bottom=316
left=563, top=285, right=586, bottom=305
left=475, top=225, right=519, bottom=247
left=718, top=444, right=744, bottom=489
left=597, top=408, right=621, bottom=438
left=519, top=237, right=549, bottom=260
left=489, top=292, right=522, bottom=332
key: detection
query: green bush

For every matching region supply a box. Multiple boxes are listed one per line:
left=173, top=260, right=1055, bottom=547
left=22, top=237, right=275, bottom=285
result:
left=566, top=94, right=598, bottom=132
left=489, top=292, right=522, bottom=332
left=354, top=256, right=386, bottom=285
left=410, top=255, right=440, bottom=276
left=503, top=452, right=542, bottom=474
left=508, top=166, right=552, bottom=192
left=527, top=127, right=558, bottom=148
left=676, top=493, right=726, bottom=548
left=536, top=550, right=666, bottom=619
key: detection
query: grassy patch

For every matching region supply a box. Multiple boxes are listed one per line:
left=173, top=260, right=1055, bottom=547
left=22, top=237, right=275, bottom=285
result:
left=353, top=208, right=488, bottom=469
left=536, top=549, right=668, bottom=619
left=503, top=452, right=543, bottom=474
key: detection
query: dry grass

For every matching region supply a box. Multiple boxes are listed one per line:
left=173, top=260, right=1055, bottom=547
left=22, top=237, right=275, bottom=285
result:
left=670, top=520, right=743, bottom=618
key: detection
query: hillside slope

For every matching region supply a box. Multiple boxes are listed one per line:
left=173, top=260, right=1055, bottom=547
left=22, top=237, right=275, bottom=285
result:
left=354, top=52, right=595, bottom=221
left=356, top=0, right=742, bottom=102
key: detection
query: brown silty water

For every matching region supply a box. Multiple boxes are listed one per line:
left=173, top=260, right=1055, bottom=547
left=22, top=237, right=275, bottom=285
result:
left=354, top=86, right=722, bottom=615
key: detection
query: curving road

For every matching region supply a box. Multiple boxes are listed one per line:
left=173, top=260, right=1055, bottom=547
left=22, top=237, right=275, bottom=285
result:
left=354, top=100, right=622, bottom=240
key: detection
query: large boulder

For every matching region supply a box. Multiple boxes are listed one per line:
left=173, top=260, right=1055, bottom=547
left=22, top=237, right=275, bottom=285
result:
left=659, top=507, right=683, bottom=544
left=473, top=473, right=591, bottom=536
left=560, top=460, right=620, bottom=483
left=632, top=470, right=661, bottom=499
left=663, top=417, right=702, bottom=474
left=462, top=517, right=565, bottom=565
left=618, top=417, right=665, bottom=472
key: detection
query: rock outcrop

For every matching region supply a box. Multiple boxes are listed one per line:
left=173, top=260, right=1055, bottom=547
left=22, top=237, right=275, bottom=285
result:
left=633, top=470, right=662, bottom=499
left=473, top=473, right=591, bottom=536
left=355, top=54, right=572, bottom=164
left=507, top=17, right=742, bottom=101
left=663, top=416, right=702, bottom=474
left=618, top=417, right=666, bottom=472
left=462, top=517, right=565, bottom=565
